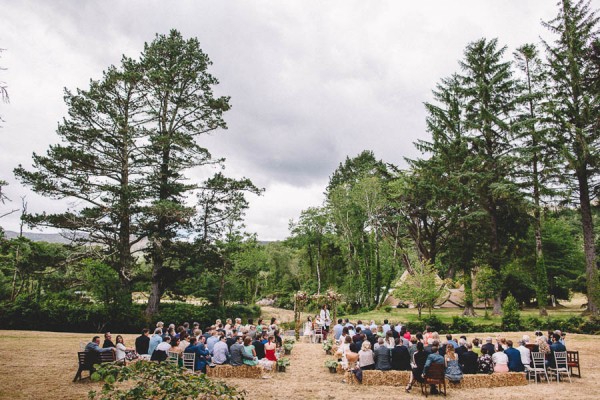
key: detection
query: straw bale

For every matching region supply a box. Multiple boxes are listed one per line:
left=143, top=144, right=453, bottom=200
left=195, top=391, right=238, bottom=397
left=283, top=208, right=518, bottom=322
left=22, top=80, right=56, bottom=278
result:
left=205, top=364, right=263, bottom=379
left=356, top=370, right=526, bottom=389
left=448, top=372, right=527, bottom=389
left=359, top=370, right=411, bottom=386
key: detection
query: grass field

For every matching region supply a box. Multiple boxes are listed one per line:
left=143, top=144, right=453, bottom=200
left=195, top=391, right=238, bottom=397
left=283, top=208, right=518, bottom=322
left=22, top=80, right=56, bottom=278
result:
left=0, top=328, right=598, bottom=400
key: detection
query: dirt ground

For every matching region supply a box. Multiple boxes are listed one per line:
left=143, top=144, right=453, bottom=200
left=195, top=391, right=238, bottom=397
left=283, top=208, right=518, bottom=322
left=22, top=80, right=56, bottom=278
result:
left=0, top=330, right=598, bottom=400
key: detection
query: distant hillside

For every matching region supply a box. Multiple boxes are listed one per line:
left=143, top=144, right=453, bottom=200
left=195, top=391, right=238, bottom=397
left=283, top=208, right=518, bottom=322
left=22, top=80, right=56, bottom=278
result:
left=3, top=230, right=84, bottom=244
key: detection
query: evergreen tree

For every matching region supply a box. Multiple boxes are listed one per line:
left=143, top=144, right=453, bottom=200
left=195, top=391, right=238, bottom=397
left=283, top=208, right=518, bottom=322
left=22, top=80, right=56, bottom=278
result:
left=543, top=0, right=600, bottom=314
left=14, top=63, right=147, bottom=293
left=459, top=38, right=525, bottom=314
left=140, top=30, right=231, bottom=315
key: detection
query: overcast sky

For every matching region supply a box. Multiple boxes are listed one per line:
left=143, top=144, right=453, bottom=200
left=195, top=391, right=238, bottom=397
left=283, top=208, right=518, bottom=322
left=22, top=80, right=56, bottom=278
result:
left=1, top=0, right=598, bottom=240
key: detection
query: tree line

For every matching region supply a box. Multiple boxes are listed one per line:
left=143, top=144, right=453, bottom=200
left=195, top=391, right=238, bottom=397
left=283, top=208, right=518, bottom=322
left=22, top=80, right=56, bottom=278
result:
left=286, top=0, right=600, bottom=316
left=0, top=1, right=599, bottom=320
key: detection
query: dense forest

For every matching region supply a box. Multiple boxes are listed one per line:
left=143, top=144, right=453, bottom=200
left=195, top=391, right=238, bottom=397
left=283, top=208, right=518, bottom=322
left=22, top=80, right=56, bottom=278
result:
left=1, top=0, right=599, bottom=330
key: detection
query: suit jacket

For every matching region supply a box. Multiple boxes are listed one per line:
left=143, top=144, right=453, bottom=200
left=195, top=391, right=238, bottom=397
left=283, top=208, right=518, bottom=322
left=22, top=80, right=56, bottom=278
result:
left=373, top=346, right=392, bottom=370
left=390, top=345, right=411, bottom=371
left=135, top=335, right=150, bottom=355
left=505, top=347, right=525, bottom=372
left=459, top=350, right=478, bottom=374
left=455, top=345, right=467, bottom=357
left=230, top=342, right=254, bottom=366
left=184, top=343, right=210, bottom=371
left=548, top=342, right=566, bottom=368
left=481, top=343, right=495, bottom=355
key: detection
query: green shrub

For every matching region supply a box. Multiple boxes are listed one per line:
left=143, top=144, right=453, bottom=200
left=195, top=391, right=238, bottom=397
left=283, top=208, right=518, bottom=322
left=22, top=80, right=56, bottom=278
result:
left=384, top=306, right=392, bottom=313
left=422, top=315, right=447, bottom=332
left=450, top=316, right=475, bottom=333
left=89, top=359, right=243, bottom=399
left=501, top=295, right=521, bottom=331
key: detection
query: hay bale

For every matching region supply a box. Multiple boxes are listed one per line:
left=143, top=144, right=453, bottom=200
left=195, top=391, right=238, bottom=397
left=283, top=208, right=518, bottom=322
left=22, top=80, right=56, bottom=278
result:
left=450, top=372, right=527, bottom=389
left=205, top=364, right=262, bottom=379
left=361, top=370, right=411, bottom=386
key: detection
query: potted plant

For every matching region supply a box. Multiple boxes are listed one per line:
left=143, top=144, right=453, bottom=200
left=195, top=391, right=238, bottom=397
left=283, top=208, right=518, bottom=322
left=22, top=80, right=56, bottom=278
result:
left=277, top=357, right=290, bottom=372
left=324, top=359, right=339, bottom=374
left=283, top=342, right=294, bottom=355
left=322, top=338, right=333, bottom=355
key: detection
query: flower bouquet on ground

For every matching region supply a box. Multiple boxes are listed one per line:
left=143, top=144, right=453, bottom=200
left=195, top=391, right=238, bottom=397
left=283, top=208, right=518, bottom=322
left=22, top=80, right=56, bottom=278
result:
left=283, top=342, right=294, bottom=355
left=277, top=357, right=290, bottom=372
left=322, top=338, right=333, bottom=354
left=324, top=359, right=339, bottom=373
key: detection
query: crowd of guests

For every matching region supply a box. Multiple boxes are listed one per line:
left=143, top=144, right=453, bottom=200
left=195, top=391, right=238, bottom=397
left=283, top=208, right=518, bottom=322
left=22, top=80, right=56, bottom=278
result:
left=83, top=317, right=285, bottom=373
left=326, top=318, right=568, bottom=393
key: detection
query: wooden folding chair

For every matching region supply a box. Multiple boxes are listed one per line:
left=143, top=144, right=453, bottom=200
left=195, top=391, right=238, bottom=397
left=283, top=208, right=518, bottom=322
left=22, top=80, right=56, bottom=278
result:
left=567, top=351, right=581, bottom=378
left=420, top=363, right=446, bottom=397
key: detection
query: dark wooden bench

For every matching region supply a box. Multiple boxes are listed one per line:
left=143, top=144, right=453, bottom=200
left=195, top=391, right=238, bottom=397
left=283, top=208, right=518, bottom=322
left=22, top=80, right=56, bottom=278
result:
left=567, top=350, right=581, bottom=378
left=73, top=351, right=116, bottom=382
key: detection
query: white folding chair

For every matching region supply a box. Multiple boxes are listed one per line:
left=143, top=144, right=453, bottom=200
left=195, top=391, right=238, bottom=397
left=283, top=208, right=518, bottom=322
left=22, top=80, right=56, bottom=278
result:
left=314, top=327, right=323, bottom=343
left=167, top=351, right=179, bottom=366
left=182, top=352, right=196, bottom=372
left=526, top=352, right=550, bottom=384
left=548, top=351, right=572, bottom=383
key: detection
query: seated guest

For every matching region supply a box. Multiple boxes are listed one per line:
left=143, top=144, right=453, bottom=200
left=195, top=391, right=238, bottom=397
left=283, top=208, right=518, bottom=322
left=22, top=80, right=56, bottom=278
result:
left=352, top=327, right=362, bottom=344
left=115, top=335, right=136, bottom=364
left=85, top=336, right=115, bottom=355
left=252, top=335, right=265, bottom=359
left=230, top=336, right=254, bottom=366
left=492, top=347, right=509, bottom=373
left=169, top=337, right=183, bottom=355
left=243, top=336, right=259, bottom=366
left=151, top=336, right=171, bottom=362
left=444, top=344, right=463, bottom=383
left=374, top=337, right=392, bottom=371
left=206, top=329, right=220, bottom=354
left=384, top=330, right=395, bottom=349
left=422, top=345, right=444, bottom=395
left=478, top=347, right=493, bottom=374
left=102, top=332, right=115, bottom=348
left=333, top=319, right=344, bottom=341
left=505, top=340, right=525, bottom=372
left=264, top=336, right=277, bottom=362
left=303, top=316, right=314, bottom=342
left=458, top=343, right=478, bottom=374
left=226, top=330, right=238, bottom=349
left=135, top=329, right=150, bottom=355
left=148, top=328, right=163, bottom=356
left=406, top=342, right=428, bottom=393
left=517, top=339, right=531, bottom=367
left=455, top=338, right=468, bottom=356
left=446, top=334, right=458, bottom=349
left=471, top=338, right=482, bottom=356
left=391, top=338, right=411, bottom=371
left=358, top=341, right=375, bottom=370
left=212, top=335, right=230, bottom=365
left=535, top=335, right=551, bottom=355
left=184, top=337, right=211, bottom=372
left=408, top=336, right=419, bottom=359
left=178, top=332, right=190, bottom=351
left=548, top=333, right=566, bottom=368
left=481, top=337, right=495, bottom=356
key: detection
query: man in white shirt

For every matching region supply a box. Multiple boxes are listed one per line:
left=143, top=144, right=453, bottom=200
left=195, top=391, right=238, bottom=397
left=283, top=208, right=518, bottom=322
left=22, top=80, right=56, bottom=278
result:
left=517, top=339, right=531, bottom=367
left=212, top=335, right=230, bottom=364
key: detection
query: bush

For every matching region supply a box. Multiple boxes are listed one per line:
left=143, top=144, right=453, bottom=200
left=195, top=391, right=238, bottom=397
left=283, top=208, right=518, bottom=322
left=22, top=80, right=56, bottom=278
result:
left=0, top=297, right=259, bottom=333
left=450, top=316, right=475, bottom=333
left=89, top=360, right=243, bottom=399
left=501, top=295, right=521, bottom=331
left=384, top=306, right=392, bottom=313
left=421, top=315, right=447, bottom=332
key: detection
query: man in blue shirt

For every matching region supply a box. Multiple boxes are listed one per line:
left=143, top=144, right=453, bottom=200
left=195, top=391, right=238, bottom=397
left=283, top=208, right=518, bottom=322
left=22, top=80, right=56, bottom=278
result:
left=148, top=328, right=163, bottom=356
left=548, top=333, right=566, bottom=368
left=422, top=345, right=444, bottom=395
left=184, top=337, right=211, bottom=372
left=333, top=319, right=344, bottom=340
